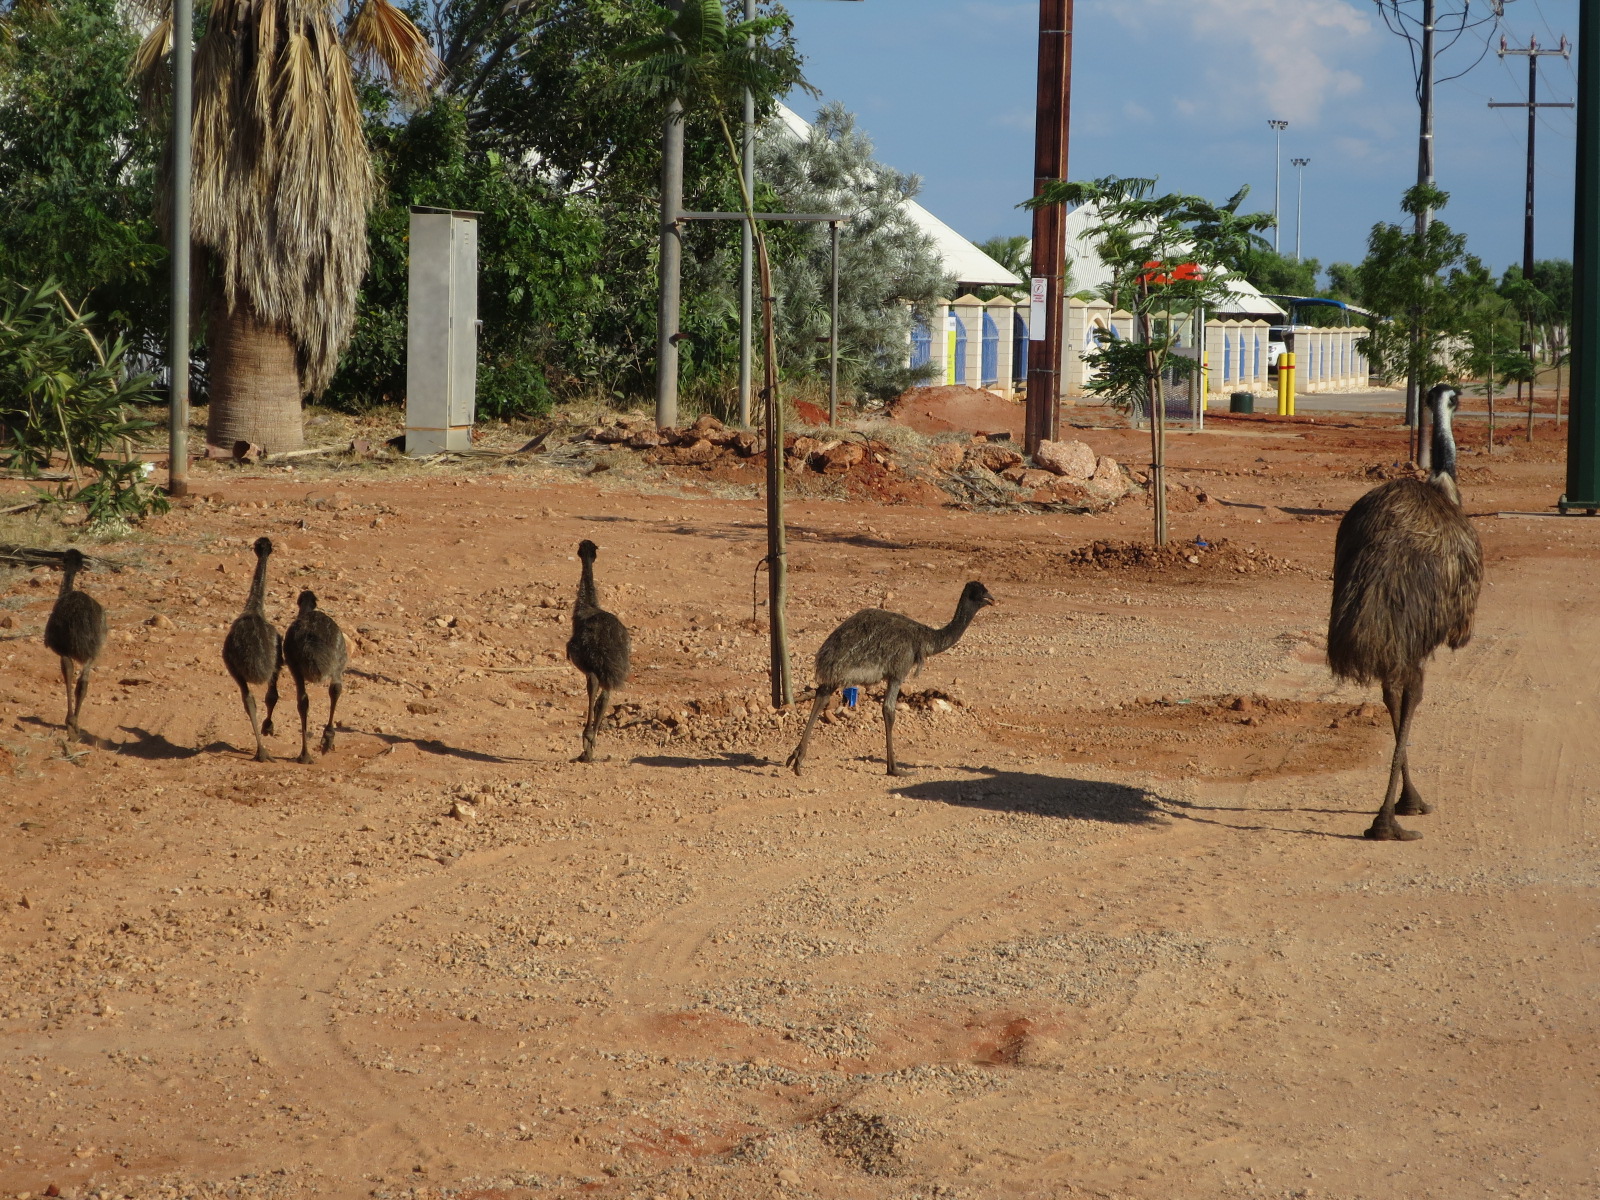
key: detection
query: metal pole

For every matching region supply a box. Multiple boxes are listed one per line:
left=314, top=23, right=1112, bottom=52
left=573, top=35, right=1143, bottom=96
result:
left=654, top=4, right=685, bottom=430
left=1406, top=0, right=1435, bottom=457
left=1269, top=119, right=1287, bottom=253
left=738, top=0, right=756, bottom=429
left=1025, top=0, right=1072, bottom=457
left=1563, top=0, right=1600, bottom=513
left=1292, top=157, right=1309, bottom=261
left=167, top=0, right=193, bottom=496
left=828, top=220, right=840, bottom=425
left=1526, top=44, right=1538, bottom=281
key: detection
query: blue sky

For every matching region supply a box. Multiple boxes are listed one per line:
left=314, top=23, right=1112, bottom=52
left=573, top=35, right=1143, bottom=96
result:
left=783, top=0, right=1581, bottom=282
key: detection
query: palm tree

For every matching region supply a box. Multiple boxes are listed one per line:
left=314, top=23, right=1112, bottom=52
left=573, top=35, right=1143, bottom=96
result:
left=137, top=0, right=436, bottom=451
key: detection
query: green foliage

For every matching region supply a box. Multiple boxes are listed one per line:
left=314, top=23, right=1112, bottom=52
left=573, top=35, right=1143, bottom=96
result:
left=1353, top=186, right=1487, bottom=387
left=0, top=280, right=168, bottom=525
left=326, top=97, right=607, bottom=417
left=1080, top=337, right=1197, bottom=420
left=0, top=0, right=165, bottom=355
left=1024, top=174, right=1272, bottom=407
left=1238, top=248, right=1319, bottom=298
left=757, top=103, right=949, bottom=401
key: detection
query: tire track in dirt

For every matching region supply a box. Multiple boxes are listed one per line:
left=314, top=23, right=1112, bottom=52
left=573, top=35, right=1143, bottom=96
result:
left=239, top=844, right=532, bottom=1174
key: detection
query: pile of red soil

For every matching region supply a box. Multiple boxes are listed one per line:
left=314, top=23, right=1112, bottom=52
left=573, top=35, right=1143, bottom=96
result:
left=889, top=385, right=1024, bottom=439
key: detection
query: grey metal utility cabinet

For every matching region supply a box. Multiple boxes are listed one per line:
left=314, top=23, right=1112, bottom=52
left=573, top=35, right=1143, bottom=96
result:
left=406, top=206, right=480, bottom=456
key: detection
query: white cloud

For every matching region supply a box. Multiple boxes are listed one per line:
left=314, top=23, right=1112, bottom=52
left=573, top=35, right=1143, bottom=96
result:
left=1110, top=0, right=1376, bottom=126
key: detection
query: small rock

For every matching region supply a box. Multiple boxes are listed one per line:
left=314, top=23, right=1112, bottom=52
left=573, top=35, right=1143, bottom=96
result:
left=145, top=614, right=173, bottom=629
left=449, top=800, right=477, bottom=822
left=968, top=443, right=1023, bottom=472
left=0, top=613, right=14, bottom=629
left=1019, top=467, right=1055, bottom=489
left=818, top=442, right=865, bottom=474
left=691, top=414, right=725, bottom=434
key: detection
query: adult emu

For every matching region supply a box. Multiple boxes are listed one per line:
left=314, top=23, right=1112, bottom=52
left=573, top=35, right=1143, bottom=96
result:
left=43, top=548, right=107, bottom=741
left=565, top=540, right=630, bottom=763
left=787, top=581, right=996, bottom=777
left=222, top=536, right=284, bottom=762
left=1328, top=383, right=1483, bottom=840
left=283, top=590, right=348, bottom=764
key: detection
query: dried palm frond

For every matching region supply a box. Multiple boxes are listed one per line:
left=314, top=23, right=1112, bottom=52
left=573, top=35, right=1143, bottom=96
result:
left=134, top=0, right=440, bottom=396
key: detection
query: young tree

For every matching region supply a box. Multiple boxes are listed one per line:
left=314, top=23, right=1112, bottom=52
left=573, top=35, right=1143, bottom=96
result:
left=1025, top=175, right=1273, bottom=544
left=757, top=102, right=948, bottom=402
left=618, top=0, right=809, bottom=707
left=1354, top=186, right=1481, bottom=395
left=135, top=0, right=438, bottom=452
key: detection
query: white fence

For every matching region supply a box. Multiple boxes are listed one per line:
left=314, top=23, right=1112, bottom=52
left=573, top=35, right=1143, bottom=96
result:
left=911, top=293, right=1370, bottom=402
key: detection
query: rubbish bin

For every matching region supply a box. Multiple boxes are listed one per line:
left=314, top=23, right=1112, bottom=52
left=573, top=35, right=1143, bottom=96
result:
left=1229, top=391, right=1255, bottom=414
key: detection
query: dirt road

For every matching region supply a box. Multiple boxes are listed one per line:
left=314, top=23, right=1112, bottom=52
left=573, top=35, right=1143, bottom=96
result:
left=1, top=413, right=1596, bottom=1199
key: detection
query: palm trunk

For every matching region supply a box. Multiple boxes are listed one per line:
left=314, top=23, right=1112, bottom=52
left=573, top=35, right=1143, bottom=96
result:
left=207, top=294, right=305, bottom=453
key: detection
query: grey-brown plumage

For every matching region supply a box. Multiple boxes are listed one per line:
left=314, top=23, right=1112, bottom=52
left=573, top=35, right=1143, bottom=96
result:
left=565, top=540, right=630, bottom=762
left=43, top=548, right=107, bottom=741
left=1328, top=384, right=1483, bottom=840
left=787, top=580, right=996, bottom=777
left=222, top=536, right=283, bottom=762
left=283, top=589, right=348, bottom=764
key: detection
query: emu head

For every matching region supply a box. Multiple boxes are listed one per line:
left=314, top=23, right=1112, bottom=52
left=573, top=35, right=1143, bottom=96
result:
left=578, top=540, right=599, bottom=562
left=253, top=536, right=274, bottom=558
left=297, top=590, right=319, bottom=613
left=61, top=548, right=87, bottom=572
left=962, top=581, right=998, bottom=610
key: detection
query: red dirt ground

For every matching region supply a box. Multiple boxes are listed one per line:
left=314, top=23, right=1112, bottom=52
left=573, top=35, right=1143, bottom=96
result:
left=1, top=401, right=1596, bottom=1200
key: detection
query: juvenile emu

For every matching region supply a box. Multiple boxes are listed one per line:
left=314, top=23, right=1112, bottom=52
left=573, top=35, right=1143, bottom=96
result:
left=222, top=536, right=283, bottom=762
left=43, top=548, right=107, bottom=741
left=565, top=540, right=631, bottom=762
left=787, top=581, right=996, bottom=777
left=1328, top=383, right=1483, bottom=840
left=283, top=590, right=348, bottom=764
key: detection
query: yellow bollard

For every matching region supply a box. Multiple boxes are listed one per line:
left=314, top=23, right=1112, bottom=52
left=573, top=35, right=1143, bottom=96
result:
left=1277, top=351, right=1296, bottom=416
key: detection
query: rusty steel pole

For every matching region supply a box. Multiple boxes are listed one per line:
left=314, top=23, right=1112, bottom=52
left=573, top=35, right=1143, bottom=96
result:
left=1025, top=0, right=1072, bottom=457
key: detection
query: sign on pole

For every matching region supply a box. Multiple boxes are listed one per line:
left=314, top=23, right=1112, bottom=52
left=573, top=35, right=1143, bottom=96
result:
left=1029, top=276, right=1048, bottom=340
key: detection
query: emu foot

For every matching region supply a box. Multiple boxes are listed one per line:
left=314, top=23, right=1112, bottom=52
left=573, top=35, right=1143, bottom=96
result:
left=261, top=719, right=276, bottom=738
left=253, top=747, right=274, bottom=764
left=1395, top=793, right=1432, bottom=816
left=573, top=749, right=595, bottom=764
left=785, top=750, right=804, bottom=776
left=1363, top=820, right=1422, bottom=842
left=320, top=728, right=336, bottom=754
left=297, top=749, right=315, bottom=765
left=886, top=765, right=907, bottom=778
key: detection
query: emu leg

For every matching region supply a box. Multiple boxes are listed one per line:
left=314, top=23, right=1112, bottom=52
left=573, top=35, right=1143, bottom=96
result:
left=1387, top=675, right=1431, bottom=815
left=576, top=675, right=599, bottom=763
left=322, top=679, right=342, bottom=754
left=1367, top=672, right=1423, bottom=841
left=295, top=679, right=313, bottom=764
left=262, top=669, right=281, bottom=739
left=72, top=663, right=93, bottom=742
left=785, top=688, right=836, bottom=776
left=883, top=679, right=904, bottom=777
left=238, top=682, right=271, bottom=763
left=58, top=656, right=77, bottom=735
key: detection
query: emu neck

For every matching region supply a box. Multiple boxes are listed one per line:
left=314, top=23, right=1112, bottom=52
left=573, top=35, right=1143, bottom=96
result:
left=1429, top=400, right=1459, bottom=493
left=244, top=553, right=270, bottom=614
left=576, top=558, right=600, bottom=615
left=56, top=563, right=80, bottom=602
left=927, top=596, right=983, bottom=656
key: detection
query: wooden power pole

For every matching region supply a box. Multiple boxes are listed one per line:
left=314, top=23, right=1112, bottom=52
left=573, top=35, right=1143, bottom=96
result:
left=1025, top=0, right=1072, bottom=457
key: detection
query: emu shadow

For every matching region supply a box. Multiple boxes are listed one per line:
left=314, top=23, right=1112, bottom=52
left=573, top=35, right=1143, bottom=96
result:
left=115, top=726, right=204, bottom=760
left=1155, top=796, right=1368, bottom=840
left=363, top=730, right=516, bottom=764
left=632, top=751, right=769, bottom=770
left=892, top=767, right=1168, bottom=826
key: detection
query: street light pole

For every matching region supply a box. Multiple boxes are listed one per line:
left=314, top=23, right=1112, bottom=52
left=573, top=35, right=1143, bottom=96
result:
left=1291, top=157, right=1310, bottom=262
left=1268, top=119, right=1287, bottom=254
